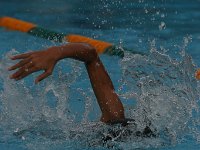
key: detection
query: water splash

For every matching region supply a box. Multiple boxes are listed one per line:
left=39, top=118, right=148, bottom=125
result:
left=118, top=38, right=200, bottom=148
left=0, top=49, right=92, bottom=149
left=0, top=40, right=200, bottom=149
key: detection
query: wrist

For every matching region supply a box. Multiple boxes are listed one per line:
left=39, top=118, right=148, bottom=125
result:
left=46, top=46, right=63, bottom=61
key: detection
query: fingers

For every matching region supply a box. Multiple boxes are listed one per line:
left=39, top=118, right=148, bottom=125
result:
left=35, top=70, right=52, bottom=84
left=14, top=67, right=36, bottom=80
left=9, top=50, right=55, bottom=83
left=10, top=65, right=53, bottom=83
left=11, top=52, right=33, bottom=60
left=10, top=63, right=35, bottom=80
left=8, top=58, right=31, bottom=71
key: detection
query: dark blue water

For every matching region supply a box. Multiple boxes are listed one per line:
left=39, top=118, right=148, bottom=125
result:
left=0, top=0, right=200, bottom=149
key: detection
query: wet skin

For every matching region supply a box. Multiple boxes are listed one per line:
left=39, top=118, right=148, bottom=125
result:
left=8, top=43, right=125, bottom=123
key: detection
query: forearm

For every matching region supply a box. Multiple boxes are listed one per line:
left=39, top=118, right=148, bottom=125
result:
left=43, top=43, right=124, bottom=122
left=53, top=43, right=98, bottom=63
left=9, top=42, right=125, bottom=123
left=55, top=43, right=125, bottom=123
left=85, top=58, right=125, bottom=123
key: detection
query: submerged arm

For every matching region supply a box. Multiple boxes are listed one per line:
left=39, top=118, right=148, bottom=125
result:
left=9, top=43, right=125, bottom=123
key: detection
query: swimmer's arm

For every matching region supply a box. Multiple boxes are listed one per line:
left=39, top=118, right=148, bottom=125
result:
left=9, top=43, right=125, bottom=123
left=54, top=43, right=125, bottom=123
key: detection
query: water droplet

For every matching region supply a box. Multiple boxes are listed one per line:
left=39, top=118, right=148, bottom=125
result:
left=161, top=13, right=165, bottom=18
left=159, top=21, right=166, bottom=30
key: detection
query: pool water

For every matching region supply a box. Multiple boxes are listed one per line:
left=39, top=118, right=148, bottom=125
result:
left=0, top=0, right=200, bottom=149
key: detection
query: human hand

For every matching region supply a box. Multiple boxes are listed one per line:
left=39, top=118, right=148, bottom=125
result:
left=8, top=47, right=61, bottom=84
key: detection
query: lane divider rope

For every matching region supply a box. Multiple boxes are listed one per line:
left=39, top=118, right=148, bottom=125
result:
left=0, top=16, right=140, bottom=57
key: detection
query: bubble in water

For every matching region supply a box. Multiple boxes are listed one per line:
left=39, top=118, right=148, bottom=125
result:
left=159, top=21, right=166, bottom=30
left=161, top=13, right=165, bottom=18
left=145, top=9, right=149, bottom=14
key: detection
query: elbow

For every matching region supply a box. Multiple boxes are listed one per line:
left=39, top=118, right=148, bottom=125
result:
left=82, top=43, right=98, bottom=62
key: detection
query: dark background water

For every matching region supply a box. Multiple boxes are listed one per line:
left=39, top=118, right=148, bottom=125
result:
left=0, top=0, right=200, bottom=59
left=0, top=0, right=200, bottom=150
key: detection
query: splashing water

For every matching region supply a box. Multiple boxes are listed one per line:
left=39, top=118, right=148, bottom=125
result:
left=0, top=40, right=200, bottom=150
left=118, top=38, right=200, bottom=148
